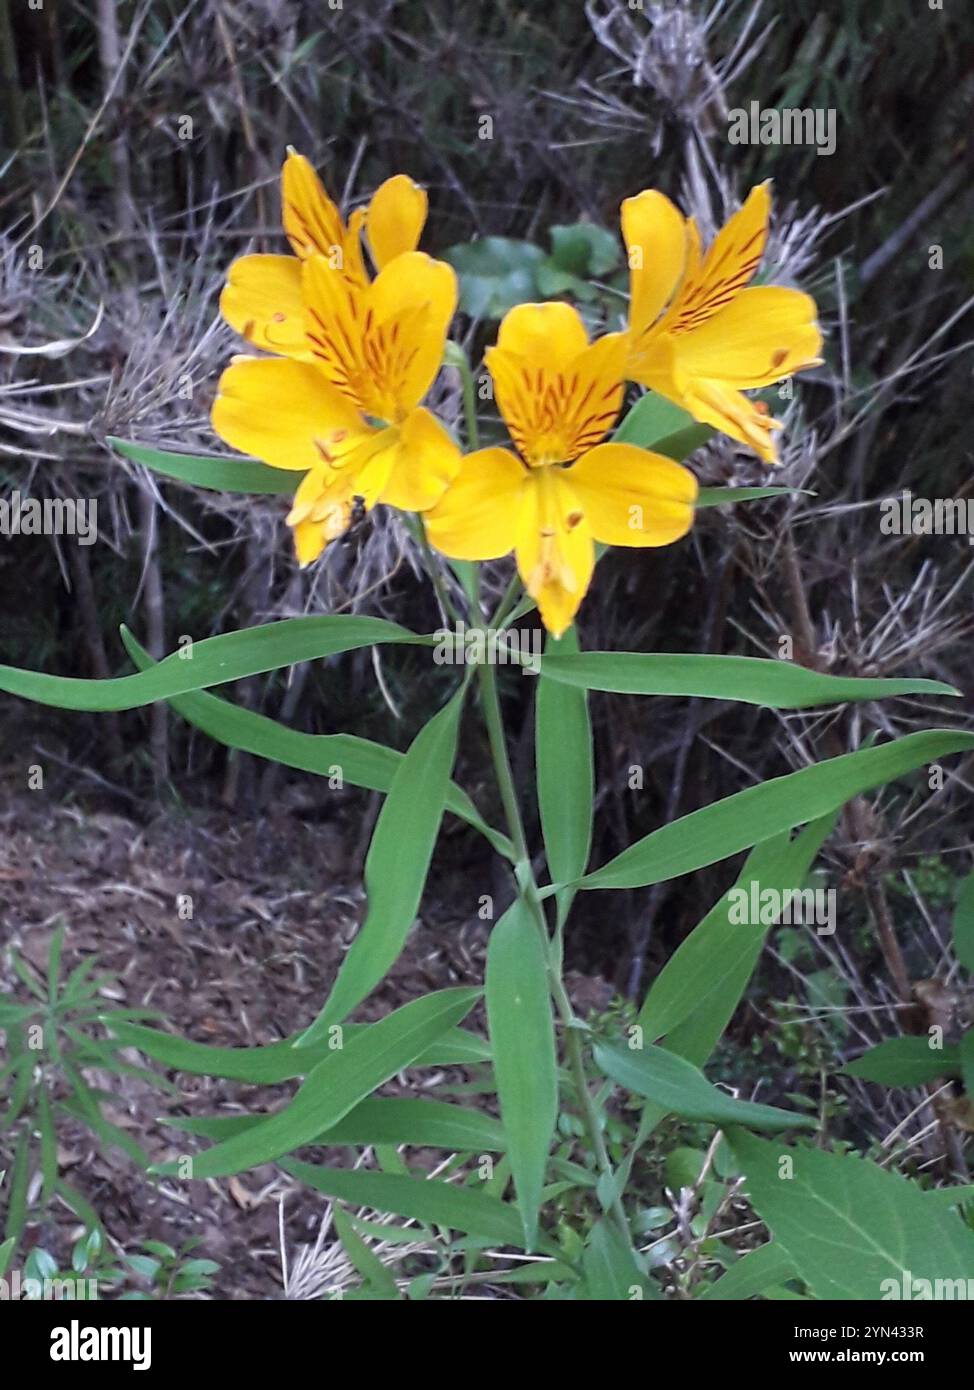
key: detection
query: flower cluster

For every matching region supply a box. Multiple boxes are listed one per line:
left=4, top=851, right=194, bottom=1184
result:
left=212, top=151, right=821, bottom=634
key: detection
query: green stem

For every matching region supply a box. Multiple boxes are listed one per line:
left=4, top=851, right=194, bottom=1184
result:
left=454, top=346, right=481, bottom=452
left=475, top=660, right=633, bottom=1244
left=409, top=513, right=463, bottom=626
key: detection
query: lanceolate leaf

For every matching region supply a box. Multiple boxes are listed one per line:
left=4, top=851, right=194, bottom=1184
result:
left=298, top=689, right=466, bottom=1041
left=701, top=1241, right=799, bottom=1301
left=106, top=1017, right=490, bottom=1083
left=594, top=1042, right=813, bottom=1133
left=842, top=1037, right=962, bottom=1087
left=149, top=988, right=481, bottom=1179
left=580, top=730, right=974, bottom=891
left=537, top=650, right=958, bottom=708
left=120, top=630, right=512, bottom=860
left=952, top=868, right=974, bottom=974
left=0, top=617, right=427, bottom=711
left=536, top=627, right=593, bottom=925
left=638, top=815, right=837, bottom=1057
left=486, top=900, right=558, bottom=1250
left=581, top=1217, right=657, bottom=1300
left=167, top=1097, right=505, bottom=1152
left=109, top=438, right=305, bottom=495
left=728, top=1131, right=974, bottom=1300
left=283, top=1161, right=535, bottom=1249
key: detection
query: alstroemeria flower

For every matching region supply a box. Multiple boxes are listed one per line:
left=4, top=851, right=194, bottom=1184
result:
left=425, top=302, right=698, bottom=637
left=220, top=149, right=429, bottom=359
left=622, top=182, right=822, bottom=463
left=212, top=249, right=461, bottom=565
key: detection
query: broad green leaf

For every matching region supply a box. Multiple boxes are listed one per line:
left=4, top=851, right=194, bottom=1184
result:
left=283, top=1161, right=534, bottom=1249
left=298, top=690, right=465, bottom=1040
left=0, top=616, right=425, bottom=711
left=547, top=222, right=620, bottom=278
left=104, top=1017, right=491, bottom=1082
left=119, top=630, right=512, bottom=860
left=148, top=988, right=482, bottom=1179
left=729, top=1131, right=974, bottom=1300
left=167, top=1097, right=505, bottom=1152
left=639, top=815, right=837, bottom=1058
left=612, top=392, right=700, bottom=449
left=536, top=627, right=593, bottom=926
left=109, top=437, right=305, bottom=495
left=580, top=730, right=974, bottom=891
left=701, top=1241, right=799, bottom=1300
left=925, top=1185, right=974, bottom=1211
left=443, top=237, right=545, bottom=318
left=537, top=651, right=958, bottom=709
left=594, top=1041, right=814, bottom=1133
left=486, top=900, right=558, bottom=1249
left=842, top=1037, right=962, bottom=1087
left=952, top=869, right=974, bottom=974
left=581, top=1217, right=657, bottom=1301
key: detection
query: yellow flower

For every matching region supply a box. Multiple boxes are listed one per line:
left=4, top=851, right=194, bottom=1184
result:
left=425, top=302, right=698, bottom=637
left=622, top=182, right=822, bottom=463
left=212, top=249, right=461, bottom=566
left=219, top=149, right=429, bottom=357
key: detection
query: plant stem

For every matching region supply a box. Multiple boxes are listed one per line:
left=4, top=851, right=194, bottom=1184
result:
left=454, top=346, right=481, bottom=452
left=475, top=660, right=633, bottom=1244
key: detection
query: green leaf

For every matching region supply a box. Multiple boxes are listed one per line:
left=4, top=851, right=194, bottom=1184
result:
left=580, top=730, right=974, bottom=891
left=701, top=1241, right=799, bottom=1301
left=536, top=627, right=593, bottom=926
left=0, top=616, right=425, bottom=711
left=729, top=1131, right=974, bottom=1300
left=442, top=237, right=545, bottom=319
left=486, top=900, right=558, bottom=1250
left=581, top=1217, right=656, bottom=1300
left=109, top=437, right=306, bottom=495
left=638, top=816, right=837, bottom=1058
left=612, top=392, right=700, bottom=448
left=547, top=222, right=620, bottom=278
left=537, top=651, right=958, bottom=709
left=150, top=988, right=481, bottom=1179
left=3, top=1132, right=31, bottom=1242
left=962, top=1029, right=974, bottom=1101
left=696, top=486, right=812, bottom=508
left=0, top=1236, right=15, bottom=1278
left=952, top=868, right=974, bottom=974
left=167, top=1097, right=505, bottom=1152
left=104, top=1017, right=490, bottom=1083
left=594, top=1042, right=814, bottom=1133
left=298, top=689, right=466, bottom=1040
left=119, top=629, right=512, bottom=860
left=283, top=1161, right=532, bottom=1249
left=842, top=1037, right=962, bottom=1087
left=331, top=1206, right=401, bottom=1299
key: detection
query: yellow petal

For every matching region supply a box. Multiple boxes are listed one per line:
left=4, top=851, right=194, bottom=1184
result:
left=621, top=190, right=687, bottom=336
left=364, top=252, right=458, bottom=413
left=286, top=431, right=397, bottom=566
left=515, top=467, right=594, bottom=638
left=367, top=175, right=428, bottom=270
left=281, top=150, right=347, bottom=261
left=425, top=448, right=525, bottom=560
left=220, top=254, right=309, bottom=359
left=302, top=255, right=373, bottom=410
left=487, top=326, right=626, bottom=465
left=665, top=286, right=822, bottom=387
left=495, top=301, right=590, bottom=370
left=678, top=378, right=782, bottom=463
left=660, top=183, right=770, bottom=337
left=567, top=443, right=697, bottom=546
left=379, top=407, right=461, bottom=512
left=211, top=356, right=370, bottom=472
